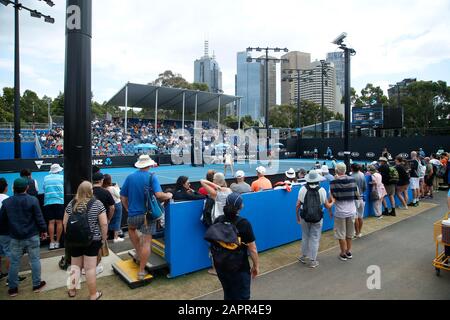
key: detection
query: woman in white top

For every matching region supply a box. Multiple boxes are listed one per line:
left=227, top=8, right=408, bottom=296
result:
left=102, top=174, right=124, bottom=243
left=200, top=172, right=232, bottom=275
left=223, top=153, right=234, bottom=177
left=367, top=165, right=387, bottom=218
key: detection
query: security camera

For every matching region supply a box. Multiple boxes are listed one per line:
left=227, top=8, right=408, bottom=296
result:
left=332, top=32, right=347, bottom=45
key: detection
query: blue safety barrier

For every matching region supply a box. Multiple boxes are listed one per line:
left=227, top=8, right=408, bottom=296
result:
left=164, top=177, right=413, bottom=278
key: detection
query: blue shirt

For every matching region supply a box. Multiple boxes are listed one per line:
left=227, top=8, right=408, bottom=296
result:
left=43, top=173, right=64, bottom=206
left=120, top=170, right=162, bottom=217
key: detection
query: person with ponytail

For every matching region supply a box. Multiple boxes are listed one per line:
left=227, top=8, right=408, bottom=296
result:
left=214, top=193, right=259, bottom=300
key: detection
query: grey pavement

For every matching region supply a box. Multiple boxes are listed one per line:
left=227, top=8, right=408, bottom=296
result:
left=201, top=191, right=450, bottom=300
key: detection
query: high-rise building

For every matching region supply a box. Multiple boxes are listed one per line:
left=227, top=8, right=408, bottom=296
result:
left=259, top=56, right=277, bottom=114
left=281, top=51, right=311, bottom=105
left=387, top=78, right=417, bottom=101
left=194, top=41, right=223, bottom=93
left=326, top=52, right=345, bottom=97
left=236, top=51, right=264, bottom=122
left=293, top=61, right=337, bottom=113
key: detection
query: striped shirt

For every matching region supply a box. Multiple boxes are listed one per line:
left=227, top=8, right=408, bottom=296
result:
left=43, top=173, right=64, bottom=206
left=65, top=199, right=105, bottom=241
left=330, top=176, right=358, bottom=218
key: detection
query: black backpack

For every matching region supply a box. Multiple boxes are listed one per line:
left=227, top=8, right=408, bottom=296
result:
left=201, top=196, right=215, bottom=227
left=65, top=199, right=96, bottom=247
left=204, top=217, right=247, bottom=272
left=300, top=185, right=323, bottom=223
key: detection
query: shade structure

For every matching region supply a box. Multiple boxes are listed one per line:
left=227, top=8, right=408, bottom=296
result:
left=107, top=83, right=239, bottom=114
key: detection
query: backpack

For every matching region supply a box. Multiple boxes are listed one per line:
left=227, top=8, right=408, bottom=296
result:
left=436, top=165, right=447, bottom=178
left=201, top=196, right=215, bottom=227
left=204, top=217, right=247, bottom=272
left=65, top=199, right=96, bottom=248
left=418, top=160, right=426, bottom=178
left=300, top=185, right=323, bottom=223
left=388, top=166, right=399, bottom=184
left=26, top=178, right=38, bottom=197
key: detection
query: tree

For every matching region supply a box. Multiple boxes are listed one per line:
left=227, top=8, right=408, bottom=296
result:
left=268, top=101, right=337, bottom=128
left=0, top=87, right=14, bottom=122
left=358, top=83, right=388, bottom=106
left=151, top=70, right=210, bottom=92
left=269, top=104, right=296, bottom=128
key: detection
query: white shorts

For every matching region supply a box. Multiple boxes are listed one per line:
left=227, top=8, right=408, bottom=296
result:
left=410, top=177, right=420, bottom=190
left=355, top=200, right=365, bottom=218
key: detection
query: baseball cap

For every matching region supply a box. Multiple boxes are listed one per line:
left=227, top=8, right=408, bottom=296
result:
left=13, top=178, right=28, bottom=190
left=226, top=193, right=243, bottom=211
left=256, top=166, right=266, bottom=175
left=235, top=170, right=245, bottom=179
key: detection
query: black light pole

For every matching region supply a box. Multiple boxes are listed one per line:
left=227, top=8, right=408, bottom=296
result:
left=1, top=0, right=55, bottom=159
left=14, top=0, right=20, bottom=159
left=333, top=33, right=355, bottom=169
left=64, top=0, right=92, bottom=203
left=265, top=49, right=269, bottom=131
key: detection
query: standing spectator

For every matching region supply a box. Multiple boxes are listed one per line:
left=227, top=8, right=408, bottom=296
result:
left=329, top=163, right=359, bottom=261
left=0, top=178, right=48, bottom=297
left=120, top=155, right=173, bottom=280
left=367, top=165, right=387, bottom=219
left=0, top=178, right=10, bottom=281
left=63, top=181, right=108, bottom=300
left=251, top=166, right=273, bottom=192
left=230, top=171, right=252, bottom=194
left=378, top=157, right=397, bottom=216
left=430, top=154, right=442, bottom=193
left=43, top=164, right=64, bottom=250
left=173, top=176, right=206, bottom=201
left=200, top=173, right=232, bottom=222
left=424, top=157, right=434, bottom=199
left=296, top=170, right=333, bottom=268
left=381, top=147, right=392, bottom=160
left=214, top=193, right=259, bottom=300
left=102, top=174, right=124, bottom=243
left=92, top=172, right=115, bottom=274
left=351, top=164, right=367, bottom=238
left=395, top=156, right=410, bottom=210
left=19, top=169, right=39, bottom=197
left=409, top=151, right=421, bottom=207
left=198, top=170, right=216, bottom=196
left=321, top=165, right=335, bottom=182
left=326, top=147, right=333, bottom=160
left=419, top=148, right=426, bottom=159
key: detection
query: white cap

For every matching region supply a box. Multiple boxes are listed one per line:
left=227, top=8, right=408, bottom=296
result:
left=321, top=165, right=329, bottom=174
left=256, top=166, right=266, bottom=175
left=235, top=170, right=245, bottom=179
left=49, top=164, right=63, bottom=174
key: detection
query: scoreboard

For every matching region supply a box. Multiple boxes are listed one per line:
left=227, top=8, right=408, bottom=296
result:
left=352, top=105, right=384, bottom=128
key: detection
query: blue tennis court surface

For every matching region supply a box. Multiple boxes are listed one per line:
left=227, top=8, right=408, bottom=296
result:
left=0, top=158, right=367, bottom=196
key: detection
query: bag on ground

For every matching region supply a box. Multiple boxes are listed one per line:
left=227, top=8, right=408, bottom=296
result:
left=65, top=199, right=95, bottom=247
left=300, top=185, right=323, bottom=223
left=204, top=218, right=246, bottom=272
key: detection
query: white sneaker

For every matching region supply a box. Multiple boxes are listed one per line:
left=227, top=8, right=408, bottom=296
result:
left=113, top=237, right=125, bottom=243
left=54, top=243, right=60, bottom=249
left=376, top=215, right=384, bottom=220
left=96, top=265, right=104, bottom=275
left=49, top=243, right=55, bottom=250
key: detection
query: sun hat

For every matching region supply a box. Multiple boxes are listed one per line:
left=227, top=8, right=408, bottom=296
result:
left=378, top=157, right=388, bottom=162
left=235, top=170, right=245, bottom=179
left=49, top=163, right=63, bottom=174
left=285, top=168, right=296, bottom=179
left=305, top=170, right=325, bottom=184
left=135, top=155, right=157, bottom=169
left=256, top=166, right=266, bottom=175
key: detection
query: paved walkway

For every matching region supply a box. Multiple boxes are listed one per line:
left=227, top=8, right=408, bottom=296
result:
left=201, top=192, right=450, bottom=300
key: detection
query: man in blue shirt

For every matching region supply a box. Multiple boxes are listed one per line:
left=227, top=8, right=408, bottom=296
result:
left=43, top=164, right=64, bottom=250
left=120, top=155, right=172, bottom=280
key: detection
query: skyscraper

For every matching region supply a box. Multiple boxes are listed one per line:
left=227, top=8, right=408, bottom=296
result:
left=326, top=52, right=345, bottom=97
left=194, top=41, right=223, bottom=93
left=236, top=51, right=264, bottom=122
left=259, top=55, right=277, bottom=114
left=281, top=51, right=311, bottom=105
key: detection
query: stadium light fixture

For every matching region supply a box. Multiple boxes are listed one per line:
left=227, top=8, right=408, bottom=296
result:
left=30, top=10, right=42, bottom=18
left=0, top=0, right=11, bottom=6
left=44, top=15, right=54, bottom=23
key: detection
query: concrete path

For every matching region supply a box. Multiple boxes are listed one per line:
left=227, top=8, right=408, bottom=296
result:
left=201, top=192, right=450, bottom=300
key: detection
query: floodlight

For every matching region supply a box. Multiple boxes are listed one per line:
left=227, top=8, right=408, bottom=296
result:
left=0, top=0, right=10, bottom=6
left=44, top=16, right=55, bottom=23
left=30, top=10, right=42, bottom=18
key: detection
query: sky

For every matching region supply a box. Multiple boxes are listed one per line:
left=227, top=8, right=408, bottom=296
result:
left=1, top=0, right=450, bottom=105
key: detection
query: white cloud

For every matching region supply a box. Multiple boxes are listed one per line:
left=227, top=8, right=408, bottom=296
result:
left=0, top=0, right=449, bottom=102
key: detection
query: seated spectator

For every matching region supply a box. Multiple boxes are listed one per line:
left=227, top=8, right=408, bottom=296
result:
left=297, top=168, right=307, bottom=183
left=251, top=166, right=273, bottom=192
left=173, top=176, right=206, bottom=202
left=199, top=170, right=216, bottom=196
left=274, top=168, right=298, bottom=191
left=321, top=165, right=335, bottom=182
left=230, top=171, right=252, bottom=194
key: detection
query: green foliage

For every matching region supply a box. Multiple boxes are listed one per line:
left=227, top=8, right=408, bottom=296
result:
left=269, top=101, right=337, bottom=128
left=151, top=70, right=210, bottom=92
